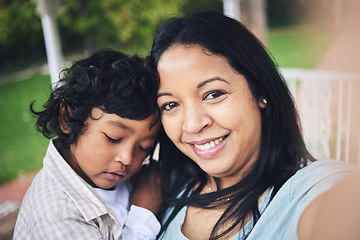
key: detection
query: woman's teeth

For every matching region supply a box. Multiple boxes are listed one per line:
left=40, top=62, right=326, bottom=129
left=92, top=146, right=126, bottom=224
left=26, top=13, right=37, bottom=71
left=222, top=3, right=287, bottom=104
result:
left=194, top=136, right=224, bottom=150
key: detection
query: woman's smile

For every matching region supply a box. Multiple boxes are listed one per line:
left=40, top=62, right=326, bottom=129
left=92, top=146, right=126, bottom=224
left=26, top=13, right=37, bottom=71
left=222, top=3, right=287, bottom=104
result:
left=188, top=134, right=228, bottom=158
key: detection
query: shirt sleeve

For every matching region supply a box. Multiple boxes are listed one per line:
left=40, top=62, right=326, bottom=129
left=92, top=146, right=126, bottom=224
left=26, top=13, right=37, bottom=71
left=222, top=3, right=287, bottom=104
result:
left=120, top=205, right=161, bottom=240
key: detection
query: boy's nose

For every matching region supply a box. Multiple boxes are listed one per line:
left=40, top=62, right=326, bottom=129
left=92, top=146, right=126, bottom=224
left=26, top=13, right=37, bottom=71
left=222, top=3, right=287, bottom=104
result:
left=114, top=148, right=133, bottom=165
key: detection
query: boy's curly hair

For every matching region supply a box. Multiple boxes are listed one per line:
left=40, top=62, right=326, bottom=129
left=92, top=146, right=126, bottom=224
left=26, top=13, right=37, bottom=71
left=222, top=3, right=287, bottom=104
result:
left=31, top=50, right=158, bottom=148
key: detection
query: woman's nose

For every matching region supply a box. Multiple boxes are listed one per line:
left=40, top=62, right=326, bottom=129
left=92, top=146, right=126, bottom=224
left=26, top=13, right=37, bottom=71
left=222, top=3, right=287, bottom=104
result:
left=181, top=105, right=212, bottom=133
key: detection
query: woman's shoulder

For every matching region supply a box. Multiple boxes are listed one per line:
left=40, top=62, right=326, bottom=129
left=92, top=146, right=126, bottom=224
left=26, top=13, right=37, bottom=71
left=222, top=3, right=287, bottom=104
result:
left=299, top=158, right=356, bottom=174
left=247, top=159, right=358, bottom=239
left=288, top=158, right=358, bottom=195
left=297, top=160, right=360, bottom=239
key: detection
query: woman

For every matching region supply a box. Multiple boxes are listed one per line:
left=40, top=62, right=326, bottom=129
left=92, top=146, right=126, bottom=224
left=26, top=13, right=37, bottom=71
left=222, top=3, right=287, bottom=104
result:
left=150, top=11, right=360, bottom=240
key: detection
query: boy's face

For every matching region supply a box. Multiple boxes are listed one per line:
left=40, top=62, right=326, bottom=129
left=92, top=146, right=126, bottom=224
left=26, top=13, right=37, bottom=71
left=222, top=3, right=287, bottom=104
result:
left=69, top=108, right=160, bottom=189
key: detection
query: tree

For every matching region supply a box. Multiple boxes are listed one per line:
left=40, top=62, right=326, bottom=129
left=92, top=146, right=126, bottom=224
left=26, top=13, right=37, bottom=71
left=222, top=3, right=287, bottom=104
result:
left=0, top=0, right=43, bottom=47
left=0, top=0, right=45, bottom=73
left=57, top=0, right=222, bottom=54
left=57, top=0, right=188, bottom=54
left=0, top=0, right=223, bottom=73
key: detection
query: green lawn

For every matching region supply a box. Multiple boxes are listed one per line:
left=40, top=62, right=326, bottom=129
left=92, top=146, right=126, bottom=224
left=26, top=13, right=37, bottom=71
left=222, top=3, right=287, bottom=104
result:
left=0, top=74, right=51, bottom=184
left=0, top=25, right=336, bottom=185
left=267, top=25, right=336, bottom=69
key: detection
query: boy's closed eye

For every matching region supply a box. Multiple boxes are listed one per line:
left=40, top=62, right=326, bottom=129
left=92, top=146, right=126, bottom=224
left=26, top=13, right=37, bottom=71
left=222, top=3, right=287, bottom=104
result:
left=104, top=133, right=154, bottom=154
left=104, top=133, right=122, bottom=143
left=138, top=145, right=154, bottom=154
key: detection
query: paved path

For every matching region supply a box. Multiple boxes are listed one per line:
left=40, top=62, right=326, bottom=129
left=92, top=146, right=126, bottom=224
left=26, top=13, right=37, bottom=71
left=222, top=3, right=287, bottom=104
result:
left=0, top=64, right=48, bottom=87
left=0, top=172, right=36, bottom=239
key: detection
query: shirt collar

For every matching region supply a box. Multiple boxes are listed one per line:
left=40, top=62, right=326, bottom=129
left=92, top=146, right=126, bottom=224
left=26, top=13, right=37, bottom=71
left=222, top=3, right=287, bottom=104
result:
left=43, top=139, right=122, bottom=236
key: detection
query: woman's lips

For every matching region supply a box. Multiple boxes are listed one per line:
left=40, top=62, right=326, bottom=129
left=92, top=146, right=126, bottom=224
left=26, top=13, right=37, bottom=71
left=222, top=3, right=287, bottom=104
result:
left=189, top=135, right=228, bottom=158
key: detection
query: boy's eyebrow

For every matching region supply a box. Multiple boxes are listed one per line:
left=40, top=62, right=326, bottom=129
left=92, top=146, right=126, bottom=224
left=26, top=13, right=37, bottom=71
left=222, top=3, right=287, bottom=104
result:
left=157, top=92, right=171, bottom=98
left=106, top=120, right=158, bottom=139
left=106, top=120, right=130, bottom=130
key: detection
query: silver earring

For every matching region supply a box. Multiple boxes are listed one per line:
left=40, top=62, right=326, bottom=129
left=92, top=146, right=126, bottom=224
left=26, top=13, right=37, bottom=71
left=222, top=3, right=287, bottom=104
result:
left=262, top=98, right=267, bottom=105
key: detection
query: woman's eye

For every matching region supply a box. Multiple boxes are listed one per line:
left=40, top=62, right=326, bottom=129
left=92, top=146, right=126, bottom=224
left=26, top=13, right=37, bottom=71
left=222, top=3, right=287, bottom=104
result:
left=203, top=90, right=227, bottom=100
left=104, top=134, right=122, bottom=143
left=160, top=102, right=179, bottom=112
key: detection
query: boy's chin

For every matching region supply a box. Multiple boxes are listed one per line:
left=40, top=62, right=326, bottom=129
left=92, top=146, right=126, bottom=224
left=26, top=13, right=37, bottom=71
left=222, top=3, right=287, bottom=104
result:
left=94, top=178, right=121, bottom=190
left=101, top=185, right=116, bottom=190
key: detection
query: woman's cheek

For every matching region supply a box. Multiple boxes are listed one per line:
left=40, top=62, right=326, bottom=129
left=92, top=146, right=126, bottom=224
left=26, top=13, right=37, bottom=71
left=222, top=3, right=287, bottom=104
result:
left=162, top=116, right=178, bottom=139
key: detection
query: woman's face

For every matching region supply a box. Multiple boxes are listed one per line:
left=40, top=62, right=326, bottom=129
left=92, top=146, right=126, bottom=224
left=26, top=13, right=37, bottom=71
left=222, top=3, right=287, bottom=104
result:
left=157, top=44, right=266, bottom=186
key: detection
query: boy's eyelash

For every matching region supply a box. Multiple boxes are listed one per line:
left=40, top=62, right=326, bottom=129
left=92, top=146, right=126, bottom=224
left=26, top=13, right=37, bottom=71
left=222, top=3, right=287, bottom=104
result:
left=138, top=145, right=152, bottom=153
left=104, top=133, right=153, bottom=153
left=104, top=134, right=122, bottom=143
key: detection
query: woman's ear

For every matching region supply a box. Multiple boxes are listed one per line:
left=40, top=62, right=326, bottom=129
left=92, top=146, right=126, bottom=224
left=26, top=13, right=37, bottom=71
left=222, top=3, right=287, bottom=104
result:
left=258, top=97, right=268, bottom=109
left=59, top=101, right=71, bottom=134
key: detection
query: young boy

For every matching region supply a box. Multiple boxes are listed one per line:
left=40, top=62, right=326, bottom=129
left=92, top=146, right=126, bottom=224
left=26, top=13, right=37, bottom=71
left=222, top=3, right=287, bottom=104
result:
left=13, top=50, right=161, bottom=239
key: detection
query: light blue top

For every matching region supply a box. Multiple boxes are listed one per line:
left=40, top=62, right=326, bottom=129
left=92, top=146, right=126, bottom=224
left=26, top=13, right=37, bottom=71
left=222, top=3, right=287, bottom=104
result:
left=160, top=159, right=357, bottom=240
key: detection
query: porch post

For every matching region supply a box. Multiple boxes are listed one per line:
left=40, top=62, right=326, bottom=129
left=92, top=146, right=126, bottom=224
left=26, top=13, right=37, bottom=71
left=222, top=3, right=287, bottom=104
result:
left=35, top=0, right=64, bottom=88
left=223, top=0, right=241, bottom=21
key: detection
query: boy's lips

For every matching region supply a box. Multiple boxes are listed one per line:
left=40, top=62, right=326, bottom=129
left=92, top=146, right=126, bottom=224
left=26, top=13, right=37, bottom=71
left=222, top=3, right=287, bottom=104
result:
left=104, top=170, right=127, bottom=180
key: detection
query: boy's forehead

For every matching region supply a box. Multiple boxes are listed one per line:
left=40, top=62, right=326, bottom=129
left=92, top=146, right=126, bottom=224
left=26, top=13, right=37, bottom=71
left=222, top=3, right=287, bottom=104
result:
left=90, top=107, right=159, bottom=134
left=111, top=114, right=159, bottom=133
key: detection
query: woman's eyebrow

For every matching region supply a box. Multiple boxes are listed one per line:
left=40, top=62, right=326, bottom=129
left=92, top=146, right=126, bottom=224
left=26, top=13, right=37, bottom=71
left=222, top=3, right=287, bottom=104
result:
left=157, top=77, right=230, bottom=98
left=157, top=92, right=172, bottom=98
left=197, top=77, right=229, bottom=88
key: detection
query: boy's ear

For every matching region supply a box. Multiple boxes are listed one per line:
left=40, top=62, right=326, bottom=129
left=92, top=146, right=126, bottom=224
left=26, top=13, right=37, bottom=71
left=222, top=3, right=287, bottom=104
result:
left=59, top=101, right=71, bottom=134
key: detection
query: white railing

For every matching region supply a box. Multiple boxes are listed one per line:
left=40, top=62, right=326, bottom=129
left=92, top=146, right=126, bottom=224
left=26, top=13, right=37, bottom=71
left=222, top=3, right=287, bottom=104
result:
left=281, top=68, right=360, bottom=166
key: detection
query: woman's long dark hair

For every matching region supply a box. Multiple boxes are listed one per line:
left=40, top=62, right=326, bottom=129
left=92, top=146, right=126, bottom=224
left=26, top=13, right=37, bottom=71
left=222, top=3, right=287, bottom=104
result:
left=150, top=11, right=314, bottom=239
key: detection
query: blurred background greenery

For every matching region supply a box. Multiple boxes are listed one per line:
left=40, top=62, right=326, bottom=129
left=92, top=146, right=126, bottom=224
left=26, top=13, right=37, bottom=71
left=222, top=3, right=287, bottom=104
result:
left=0, top=0, right=338, bottom=184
